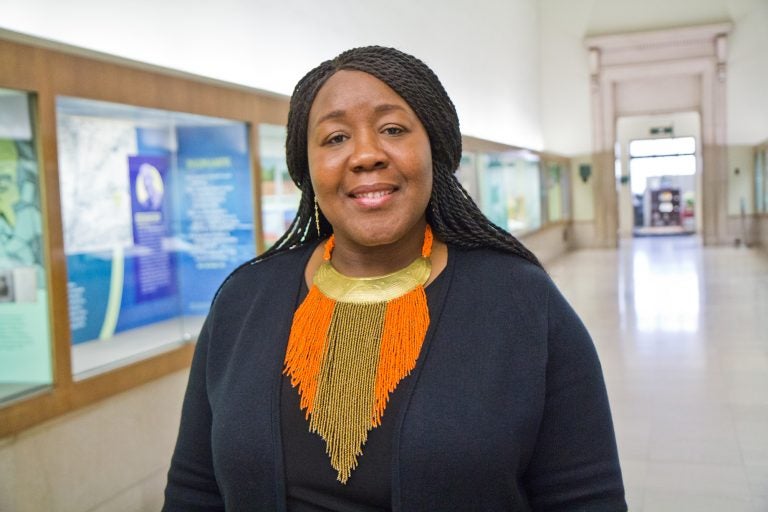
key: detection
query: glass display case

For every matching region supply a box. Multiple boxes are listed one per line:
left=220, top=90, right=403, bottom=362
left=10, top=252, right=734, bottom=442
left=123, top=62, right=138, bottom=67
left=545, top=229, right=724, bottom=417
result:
left=545, top=161, right=565, bottom=223
left=0, top=88, right=53, bottom=404
left=56, top=97, right=256, bottom=378
left=259, top=123, right=299, bottom=249
left=477, top=150, right=542, bottom=235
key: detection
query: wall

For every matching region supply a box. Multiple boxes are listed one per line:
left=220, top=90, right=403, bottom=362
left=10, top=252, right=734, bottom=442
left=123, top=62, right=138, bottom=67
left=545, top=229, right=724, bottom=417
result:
left=569, top=154, right=597, bottom=247
left=520, top=222, right=571, bottom=265
left=0, top=0, right=544, bottom=150
left=0, top=371, right=187, bottom=512
left=540, top=0, right=768, bottom=155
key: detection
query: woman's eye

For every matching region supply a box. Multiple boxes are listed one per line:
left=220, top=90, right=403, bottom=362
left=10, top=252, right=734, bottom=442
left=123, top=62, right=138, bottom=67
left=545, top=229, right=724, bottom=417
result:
left=383, top=126, right=404, bottom=136
left=326, top=134, right=347, bottom=145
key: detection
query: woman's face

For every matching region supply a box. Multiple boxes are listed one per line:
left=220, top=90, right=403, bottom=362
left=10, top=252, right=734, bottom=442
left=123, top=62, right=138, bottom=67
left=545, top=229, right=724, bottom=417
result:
left=307, top=70, right=433, bottom=251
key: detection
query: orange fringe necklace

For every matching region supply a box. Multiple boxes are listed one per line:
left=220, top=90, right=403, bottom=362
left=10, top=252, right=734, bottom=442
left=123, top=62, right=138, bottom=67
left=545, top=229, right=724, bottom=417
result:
left=284, top=225, right=433, bottom=483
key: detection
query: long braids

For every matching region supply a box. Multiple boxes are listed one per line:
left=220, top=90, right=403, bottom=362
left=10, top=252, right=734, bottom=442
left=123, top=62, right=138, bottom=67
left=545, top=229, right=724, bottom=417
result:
left=258, top=46, right=541, bottom=268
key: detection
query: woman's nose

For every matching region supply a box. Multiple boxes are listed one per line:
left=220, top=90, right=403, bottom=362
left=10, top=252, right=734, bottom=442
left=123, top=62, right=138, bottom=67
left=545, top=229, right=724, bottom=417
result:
left=349, top=132, right=388, bottom=172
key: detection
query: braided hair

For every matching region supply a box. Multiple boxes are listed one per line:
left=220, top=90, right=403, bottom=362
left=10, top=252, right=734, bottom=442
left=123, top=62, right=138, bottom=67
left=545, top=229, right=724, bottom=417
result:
left=259, top=45, right=541, bottom=268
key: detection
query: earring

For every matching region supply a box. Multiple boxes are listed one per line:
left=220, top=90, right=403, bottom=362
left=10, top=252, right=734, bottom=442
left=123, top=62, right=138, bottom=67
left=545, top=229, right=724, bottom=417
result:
left=314, top=197, right=321, bottom=237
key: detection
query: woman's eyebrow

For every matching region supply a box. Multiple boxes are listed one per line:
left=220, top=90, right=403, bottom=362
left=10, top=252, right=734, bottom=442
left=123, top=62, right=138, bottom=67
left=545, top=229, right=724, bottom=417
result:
left=313, top=104, right=407, bottom=126
left=314, top=110, right=345, bottom=125
left=374, top=103, right=406, bottom=114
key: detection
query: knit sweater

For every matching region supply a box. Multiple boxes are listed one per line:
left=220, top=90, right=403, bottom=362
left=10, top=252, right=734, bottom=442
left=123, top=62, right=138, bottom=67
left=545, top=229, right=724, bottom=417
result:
left=163, top=243, right=627, bottom=511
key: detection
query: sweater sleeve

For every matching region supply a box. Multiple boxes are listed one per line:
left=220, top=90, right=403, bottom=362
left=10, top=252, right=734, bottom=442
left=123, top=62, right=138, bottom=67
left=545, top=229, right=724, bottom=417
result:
left=523, top=281, right=627, bottom=511
left=163, top=313, right=225, bottom=512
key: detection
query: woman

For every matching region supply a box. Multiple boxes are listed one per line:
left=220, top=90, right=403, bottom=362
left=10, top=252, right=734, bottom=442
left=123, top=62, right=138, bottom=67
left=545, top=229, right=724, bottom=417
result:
left=164, top=46, right=626, bottom=511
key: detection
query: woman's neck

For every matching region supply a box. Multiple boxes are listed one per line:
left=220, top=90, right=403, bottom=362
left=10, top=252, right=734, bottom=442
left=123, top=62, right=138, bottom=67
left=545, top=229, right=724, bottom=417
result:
left=304, top=222, right=447, bottom=286
left=329, top=236, right=425, bottom=278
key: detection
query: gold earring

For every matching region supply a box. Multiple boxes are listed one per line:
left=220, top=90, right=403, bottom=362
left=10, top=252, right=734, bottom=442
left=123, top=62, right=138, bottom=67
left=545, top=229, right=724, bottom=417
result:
left=314, top=198, right=321, bottom=237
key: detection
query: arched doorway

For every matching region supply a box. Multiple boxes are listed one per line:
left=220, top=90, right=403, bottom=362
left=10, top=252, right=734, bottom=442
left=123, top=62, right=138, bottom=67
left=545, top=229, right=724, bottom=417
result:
left=586, top=23, right=731, bottom=246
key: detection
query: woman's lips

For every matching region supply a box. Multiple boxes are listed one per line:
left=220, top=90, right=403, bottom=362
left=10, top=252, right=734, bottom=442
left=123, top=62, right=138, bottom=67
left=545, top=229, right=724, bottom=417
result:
left=348, top=185, right=397, bottom=208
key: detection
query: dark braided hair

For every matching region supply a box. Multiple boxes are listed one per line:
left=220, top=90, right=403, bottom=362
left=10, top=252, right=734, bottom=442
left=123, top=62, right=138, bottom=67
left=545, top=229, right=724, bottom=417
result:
left=258, top=45, right=541, bottom=268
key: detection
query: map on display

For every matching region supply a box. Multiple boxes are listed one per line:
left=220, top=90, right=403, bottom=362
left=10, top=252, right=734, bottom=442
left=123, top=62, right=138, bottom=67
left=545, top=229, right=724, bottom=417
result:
left=57, top=115, right=136, bottom=254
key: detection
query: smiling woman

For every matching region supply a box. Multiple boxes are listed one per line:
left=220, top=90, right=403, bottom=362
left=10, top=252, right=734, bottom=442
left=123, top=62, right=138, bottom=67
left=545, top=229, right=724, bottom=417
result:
left=307, top=70, right=434, bottom=275
left=163, top=46, right=627, bottom=512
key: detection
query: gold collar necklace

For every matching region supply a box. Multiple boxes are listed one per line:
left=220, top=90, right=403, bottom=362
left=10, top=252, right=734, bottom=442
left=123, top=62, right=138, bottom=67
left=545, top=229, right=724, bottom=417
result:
left=284, top=225, right=433, bottom=483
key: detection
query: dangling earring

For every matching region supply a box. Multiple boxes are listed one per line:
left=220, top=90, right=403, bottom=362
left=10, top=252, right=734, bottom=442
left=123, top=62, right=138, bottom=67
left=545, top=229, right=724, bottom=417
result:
left=314, top=197, right=321, bottom=237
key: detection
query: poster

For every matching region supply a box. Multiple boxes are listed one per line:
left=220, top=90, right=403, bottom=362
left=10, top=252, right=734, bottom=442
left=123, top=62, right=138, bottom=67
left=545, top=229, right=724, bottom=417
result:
left=175, top=124, right=255, bottom=316
left=128, top=155, right=174, bottom=302
left=0, top=137, right=52, bottom=383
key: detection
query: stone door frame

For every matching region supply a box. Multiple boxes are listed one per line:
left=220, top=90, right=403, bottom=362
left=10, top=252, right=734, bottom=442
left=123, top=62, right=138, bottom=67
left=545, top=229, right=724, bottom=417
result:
left=585, top=22, right=731, bottom=246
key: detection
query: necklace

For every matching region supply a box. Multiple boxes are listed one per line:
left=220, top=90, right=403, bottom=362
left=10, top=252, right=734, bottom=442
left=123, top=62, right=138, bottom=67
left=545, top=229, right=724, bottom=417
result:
left=284, top=225, right=433, bottom=483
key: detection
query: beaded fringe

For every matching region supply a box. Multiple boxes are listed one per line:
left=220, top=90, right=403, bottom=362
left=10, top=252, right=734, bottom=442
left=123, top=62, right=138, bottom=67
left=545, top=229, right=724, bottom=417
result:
left=284, top=263, right=430, bottom=483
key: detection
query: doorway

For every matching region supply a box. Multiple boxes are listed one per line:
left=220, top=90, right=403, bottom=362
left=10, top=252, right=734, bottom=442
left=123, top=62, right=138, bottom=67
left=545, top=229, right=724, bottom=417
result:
left=586, top=23, right=730, bottom=246
left=616, top=112, right=702, bottom=238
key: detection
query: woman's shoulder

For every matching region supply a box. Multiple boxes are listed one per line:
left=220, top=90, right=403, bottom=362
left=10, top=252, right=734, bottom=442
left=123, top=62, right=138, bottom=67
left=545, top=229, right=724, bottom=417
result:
left=213, top=244, right=315, bottom=304
left=450, top=245, right=550, bottom=287
left=447, top=245, right=558, bottom=312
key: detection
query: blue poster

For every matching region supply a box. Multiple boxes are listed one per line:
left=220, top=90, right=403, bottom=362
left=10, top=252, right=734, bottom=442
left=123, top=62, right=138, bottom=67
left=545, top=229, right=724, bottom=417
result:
left=175, top=124, right=255, bottom=316
left=128, top=155, right=174, bottom=303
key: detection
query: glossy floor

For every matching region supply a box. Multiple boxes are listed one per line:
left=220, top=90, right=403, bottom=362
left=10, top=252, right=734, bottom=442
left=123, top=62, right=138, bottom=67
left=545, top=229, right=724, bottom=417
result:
left=548, top=236, right=768, bottom=512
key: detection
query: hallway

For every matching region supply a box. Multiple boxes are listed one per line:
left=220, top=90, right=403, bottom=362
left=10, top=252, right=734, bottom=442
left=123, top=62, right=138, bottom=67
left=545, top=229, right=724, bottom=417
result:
left=548, top=237, right=768, bottom=511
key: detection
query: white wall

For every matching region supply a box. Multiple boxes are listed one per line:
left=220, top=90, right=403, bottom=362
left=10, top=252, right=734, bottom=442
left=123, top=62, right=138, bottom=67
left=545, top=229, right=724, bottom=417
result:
left=540, top=0, right=768, bottom=155
left=4, top=0, right=767, bottom=165
left=727, top=1, right=768, bottom=146
left=538, top=1, right=595, bottom=156
left=0, top=0, right=544, bottom=150
left=8, top=0, right=766, bottom=154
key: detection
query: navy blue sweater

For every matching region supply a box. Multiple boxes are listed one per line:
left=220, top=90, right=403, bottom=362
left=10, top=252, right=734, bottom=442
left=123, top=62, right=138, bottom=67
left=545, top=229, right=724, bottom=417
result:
left=164, top=244, right=627, bottom=511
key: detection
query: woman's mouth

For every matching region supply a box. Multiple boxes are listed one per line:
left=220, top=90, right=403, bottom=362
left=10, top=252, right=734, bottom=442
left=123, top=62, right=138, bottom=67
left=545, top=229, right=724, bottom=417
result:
left=348, top=186, right=397, bottom=208
left=352, top=190, right=393, bottom=199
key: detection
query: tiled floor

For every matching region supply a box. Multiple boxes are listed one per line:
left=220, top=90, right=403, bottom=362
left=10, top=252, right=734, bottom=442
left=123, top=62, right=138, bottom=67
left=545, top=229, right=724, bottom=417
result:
left=548, top=236, right=768, bottom=512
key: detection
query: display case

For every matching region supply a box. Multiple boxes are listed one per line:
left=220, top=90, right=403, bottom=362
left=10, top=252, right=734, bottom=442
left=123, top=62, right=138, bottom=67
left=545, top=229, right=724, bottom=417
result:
left=542, top=157, right=569, bottom=224
left=56, top=97, right=256, bottom=378
left=0, top=88, right=52, bottom=404
left=259, top=123, right=299, bottom=249
left=0, top=35, right=289, bottom=436
left=477, top=150, right=542, bottom=235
